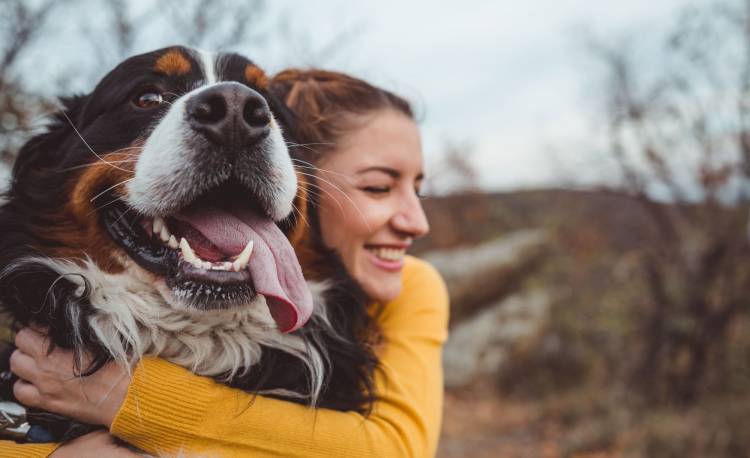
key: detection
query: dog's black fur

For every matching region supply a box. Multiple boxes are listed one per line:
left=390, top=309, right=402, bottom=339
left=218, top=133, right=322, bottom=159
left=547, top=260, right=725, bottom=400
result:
left=0, top=46, right=378, bottom=442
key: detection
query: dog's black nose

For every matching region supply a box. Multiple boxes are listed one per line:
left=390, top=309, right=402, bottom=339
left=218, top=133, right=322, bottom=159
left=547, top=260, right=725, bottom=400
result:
left=186, top=82, right=271, bottom=148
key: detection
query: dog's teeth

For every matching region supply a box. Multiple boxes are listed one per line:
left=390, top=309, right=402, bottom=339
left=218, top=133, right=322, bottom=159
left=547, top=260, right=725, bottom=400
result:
left=224, top=262, right=233, bottom=271
left=168, top=235, right=179, bottom=250
left=179, top=237, right=198, bottom=264
left=159, top=225, right=171, bottom=242
left=153, top=217, right=164, bottom=236
left=232, top=240, right=254, bottom=271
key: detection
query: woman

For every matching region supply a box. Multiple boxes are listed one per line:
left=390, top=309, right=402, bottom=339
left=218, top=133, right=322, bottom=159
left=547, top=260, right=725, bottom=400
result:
left=2, top=69, right=449, bottom=458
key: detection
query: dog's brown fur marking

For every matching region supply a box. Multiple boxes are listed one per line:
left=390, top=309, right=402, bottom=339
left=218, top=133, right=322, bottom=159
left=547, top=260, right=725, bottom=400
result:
left=244, top=64, right=269, bottom=90
left=30, top=149, right=140, bottom=273
left=154, top=50, right=192, bottom=76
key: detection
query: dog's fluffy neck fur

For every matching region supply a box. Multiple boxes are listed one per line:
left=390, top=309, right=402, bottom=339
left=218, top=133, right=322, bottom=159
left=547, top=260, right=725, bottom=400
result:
left=29, top=257, right=326, bottom=400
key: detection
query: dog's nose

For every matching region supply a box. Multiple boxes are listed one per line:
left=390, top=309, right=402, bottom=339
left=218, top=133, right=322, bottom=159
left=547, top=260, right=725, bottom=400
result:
left=186, top=82, right=271, bottom=148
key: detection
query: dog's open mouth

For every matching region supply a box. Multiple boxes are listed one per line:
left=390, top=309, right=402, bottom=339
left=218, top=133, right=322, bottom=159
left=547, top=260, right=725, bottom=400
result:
left=99, top=181, right=311, bottom=332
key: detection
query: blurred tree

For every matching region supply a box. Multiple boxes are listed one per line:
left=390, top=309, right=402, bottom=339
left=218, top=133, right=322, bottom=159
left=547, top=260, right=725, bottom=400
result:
left=0, top=0, right=66, bottom=165
left=427, top=140, right=481, bottom=195
left=0, top=0, right=354, bottom=169
left=592, top=0, right=750, bottom=405
left=420, top=140, right=498, bottom=250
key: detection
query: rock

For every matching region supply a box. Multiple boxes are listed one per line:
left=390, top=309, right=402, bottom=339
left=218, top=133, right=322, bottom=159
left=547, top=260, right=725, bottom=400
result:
left=422, top=229, right=548, bottom=324
left=443, top=290, right=548, bottom=388
left=423, top=229, right=546, bottom=281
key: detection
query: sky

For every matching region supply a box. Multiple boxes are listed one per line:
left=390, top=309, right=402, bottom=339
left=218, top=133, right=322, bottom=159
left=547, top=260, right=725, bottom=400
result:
left=9, top=0, right=702, bottom=193
left=261, top=0, right=699, bottom=192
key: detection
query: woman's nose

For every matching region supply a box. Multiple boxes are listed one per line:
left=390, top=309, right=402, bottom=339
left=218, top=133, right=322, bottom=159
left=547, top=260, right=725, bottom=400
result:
left=391, top=193, right=429, bottom=238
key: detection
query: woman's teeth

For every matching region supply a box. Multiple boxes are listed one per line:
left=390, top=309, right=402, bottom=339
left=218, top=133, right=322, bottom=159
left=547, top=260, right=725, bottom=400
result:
left=151, top=216, right=254, bottom=272
left=368, top=246, right=405, bottom=262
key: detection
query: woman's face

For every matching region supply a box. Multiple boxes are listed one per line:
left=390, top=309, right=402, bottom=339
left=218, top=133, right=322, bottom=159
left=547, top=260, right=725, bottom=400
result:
left=315, top=108, right=429, bottom=303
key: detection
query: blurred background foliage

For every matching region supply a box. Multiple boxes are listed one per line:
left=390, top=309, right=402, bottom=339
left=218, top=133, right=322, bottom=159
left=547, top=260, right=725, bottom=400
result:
left=2, top=0, right=750, bottom=456
left=426, top=1, right=750, bottom=455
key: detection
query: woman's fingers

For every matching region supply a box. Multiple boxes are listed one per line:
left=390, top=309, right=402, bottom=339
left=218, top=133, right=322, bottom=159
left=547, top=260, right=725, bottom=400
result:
left=9, top=349, right=38, bottom=381
left=12, top=378, right=41, bottom=406
left=14, top=327, right=49, bottom=357
left=8, top=328, right=132, bottom=427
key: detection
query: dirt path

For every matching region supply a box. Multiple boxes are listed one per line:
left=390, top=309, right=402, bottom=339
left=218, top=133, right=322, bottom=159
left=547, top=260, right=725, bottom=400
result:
left=438, top=384, right=559, bottom=458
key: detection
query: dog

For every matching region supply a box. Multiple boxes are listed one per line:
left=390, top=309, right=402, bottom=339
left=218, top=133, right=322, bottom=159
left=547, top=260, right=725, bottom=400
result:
left=0, top=46, right=377, bottom=442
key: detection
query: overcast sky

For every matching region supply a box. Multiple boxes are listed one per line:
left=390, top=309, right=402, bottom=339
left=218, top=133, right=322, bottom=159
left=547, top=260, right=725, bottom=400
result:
left=261, top=0, right=699, bottom=192
left=12, top=0, right=701, bottom=193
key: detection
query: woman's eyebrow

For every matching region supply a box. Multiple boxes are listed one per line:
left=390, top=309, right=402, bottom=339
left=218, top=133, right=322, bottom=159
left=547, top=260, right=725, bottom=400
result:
left=357, top=167, right=425, bottom=182
left=357, top=166, right=400, bottom=178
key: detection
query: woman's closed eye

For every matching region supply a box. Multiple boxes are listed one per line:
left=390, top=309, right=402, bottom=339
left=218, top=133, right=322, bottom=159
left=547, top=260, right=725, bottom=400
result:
left=362, top=185, right=391, bottom=195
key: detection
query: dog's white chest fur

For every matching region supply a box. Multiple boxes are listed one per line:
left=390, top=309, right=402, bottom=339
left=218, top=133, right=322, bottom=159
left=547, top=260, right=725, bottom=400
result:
left=39, top=258, right=317, bottom=383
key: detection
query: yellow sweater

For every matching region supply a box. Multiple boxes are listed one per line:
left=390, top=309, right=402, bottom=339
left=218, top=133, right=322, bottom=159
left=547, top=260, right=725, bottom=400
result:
left=0, top=256, right=449, bottom=457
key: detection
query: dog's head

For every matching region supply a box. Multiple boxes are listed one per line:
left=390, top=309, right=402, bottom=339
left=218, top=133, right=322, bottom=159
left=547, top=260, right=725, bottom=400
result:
left=5, top=46, right=312, bottom=332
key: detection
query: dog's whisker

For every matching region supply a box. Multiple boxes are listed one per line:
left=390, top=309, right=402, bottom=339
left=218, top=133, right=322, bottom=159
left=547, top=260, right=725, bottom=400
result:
left=290, top=201, right=310, bottom=230
left=89, top=178, right=135, bottom=203
left=292, top=158, right=354, bottom=180
left=298, top=179, right=347, bottom=215
left=88, top=195, right=127, bottom=216
left=113, top=206, right=135, bottom=226
left=58, top=160, right=139, bottom=173
left=112, top=149, right=142, bottom=153
left=96, top=159, right=139, bottom=164
left=286, top=142, right=335, bottom=156
left=286, top=142, right=334, bottom=147
left=295, top=171, right=372, bottom=232
left=293, top=164, right=352, bottom=181
left=108, top=145, right=145, bottom=154
left=293, top=162, right=371, bottom=228
left=56, top=104, right=132, bottom=173
left=299, top=186, right=324, bottom=202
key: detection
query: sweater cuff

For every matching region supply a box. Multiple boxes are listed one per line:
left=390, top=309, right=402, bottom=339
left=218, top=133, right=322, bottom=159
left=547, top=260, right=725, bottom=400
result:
left=0, top=441, right=59, bottom=458
left=110, top=357, right=213, bottom=454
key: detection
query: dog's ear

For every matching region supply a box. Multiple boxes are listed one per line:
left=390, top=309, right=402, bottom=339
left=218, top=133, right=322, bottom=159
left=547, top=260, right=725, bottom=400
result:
left=265, top=92, right=299, bottom=146
left=11, top=95, right=88, bottom=184
left=264, top=92, right=313, bottom=242
left=267, top=92, right=303, bottom=237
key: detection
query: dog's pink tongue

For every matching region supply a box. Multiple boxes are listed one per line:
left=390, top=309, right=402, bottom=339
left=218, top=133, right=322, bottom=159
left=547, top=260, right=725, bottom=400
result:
left=176, top=206, right=312, bottom=333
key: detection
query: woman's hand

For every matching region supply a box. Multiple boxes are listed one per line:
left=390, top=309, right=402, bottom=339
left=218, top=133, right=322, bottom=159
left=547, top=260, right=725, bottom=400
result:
left=9, top=327, right=131, bottom=427
left=50, top=430, right=141, bottom=457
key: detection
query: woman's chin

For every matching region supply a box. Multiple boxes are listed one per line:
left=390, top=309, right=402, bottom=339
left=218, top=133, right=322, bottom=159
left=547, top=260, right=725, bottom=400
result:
left=358, top=269, right=403, bottom=304
left=366, top=285, right=401, bottom=303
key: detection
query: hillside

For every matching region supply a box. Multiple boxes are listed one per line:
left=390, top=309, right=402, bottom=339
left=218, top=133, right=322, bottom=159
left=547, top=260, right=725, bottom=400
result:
left=415, top=188, right=659, bottom=253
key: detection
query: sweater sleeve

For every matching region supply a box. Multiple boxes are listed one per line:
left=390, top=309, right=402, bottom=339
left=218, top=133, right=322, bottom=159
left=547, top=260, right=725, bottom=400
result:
left=110, top=256, right=449, bottom=458
left=0, top=442, right=58, bottom=458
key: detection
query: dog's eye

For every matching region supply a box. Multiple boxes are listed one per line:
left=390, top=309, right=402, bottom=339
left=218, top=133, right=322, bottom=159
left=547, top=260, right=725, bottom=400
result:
left=133, top=90, right=164, bottom=109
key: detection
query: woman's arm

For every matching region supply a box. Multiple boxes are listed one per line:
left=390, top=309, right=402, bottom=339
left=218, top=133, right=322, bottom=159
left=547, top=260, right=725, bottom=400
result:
left=0, top=442, right=57, bottom=458
left=1, top=257, right=448, bottom=457
left=112, top=257, right=449, bottom=458
left=0, top=431, right=140, bottom=458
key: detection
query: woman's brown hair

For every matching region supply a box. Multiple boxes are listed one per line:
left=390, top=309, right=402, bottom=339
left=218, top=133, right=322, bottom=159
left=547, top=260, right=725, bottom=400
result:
left=269, top=69, right=414, bottom=161
left=267, top=69, right=412, bottom=414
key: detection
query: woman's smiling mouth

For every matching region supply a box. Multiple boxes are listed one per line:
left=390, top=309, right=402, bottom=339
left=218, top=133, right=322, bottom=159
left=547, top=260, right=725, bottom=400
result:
left=365, top=245, right=407, bottom=271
